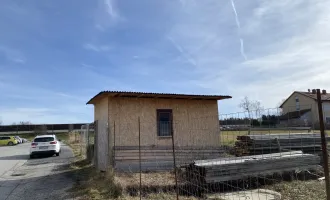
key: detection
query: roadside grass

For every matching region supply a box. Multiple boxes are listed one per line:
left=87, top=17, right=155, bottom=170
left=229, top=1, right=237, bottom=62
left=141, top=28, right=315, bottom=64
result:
left=66, top=131, right=85, bottom=157
left=68, top=164, right=123, bottom=199
left=66, top=132, right=123, bottom=199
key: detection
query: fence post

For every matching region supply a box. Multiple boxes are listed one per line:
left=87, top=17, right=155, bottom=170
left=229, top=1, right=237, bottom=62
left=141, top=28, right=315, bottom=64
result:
left=107, top=121, right=110, bottom=168
left=94, top=120, right=99, bottom=169
left=171, top=120, right=179, bottom=200
left=113, top=121, right=116, bottom=167
left=138, top=117, right=142, bottom=200
left=317, top=89, right=330, bottom=200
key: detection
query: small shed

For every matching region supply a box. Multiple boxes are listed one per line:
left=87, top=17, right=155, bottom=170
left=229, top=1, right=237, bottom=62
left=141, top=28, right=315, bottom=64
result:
left=87, top=91, right=231, bottom=171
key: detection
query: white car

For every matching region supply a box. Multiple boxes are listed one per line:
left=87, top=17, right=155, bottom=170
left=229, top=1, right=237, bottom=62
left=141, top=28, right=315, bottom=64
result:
left=14, top=136, right=22, bottom=144
left=30, top=135, right=61, bottom=158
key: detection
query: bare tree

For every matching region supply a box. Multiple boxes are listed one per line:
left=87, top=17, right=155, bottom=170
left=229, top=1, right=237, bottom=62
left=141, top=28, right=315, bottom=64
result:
left=19, top=121, right=32, bottom=125
left=11, top=121, right=32, bottom=125
left=239, top=96, right=264, bottom=134
left=277, top=99, right=286, bottom=107
left=277, top=99, right=286, bottom=115
left=239, top=96, right=263, bottom=119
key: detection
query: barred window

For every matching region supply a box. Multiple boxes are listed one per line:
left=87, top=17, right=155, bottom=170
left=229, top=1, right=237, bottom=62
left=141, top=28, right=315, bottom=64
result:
left=157, top=109, right=172, bottom=137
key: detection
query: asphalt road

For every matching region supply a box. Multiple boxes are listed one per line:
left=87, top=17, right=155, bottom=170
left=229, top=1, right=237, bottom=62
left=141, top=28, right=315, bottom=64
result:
left=0, top=143, right=75, bottom=200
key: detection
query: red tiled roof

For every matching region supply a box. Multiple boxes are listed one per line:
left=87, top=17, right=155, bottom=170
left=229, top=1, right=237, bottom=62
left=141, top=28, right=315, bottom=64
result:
left=86, top=91, right=232, bottom=104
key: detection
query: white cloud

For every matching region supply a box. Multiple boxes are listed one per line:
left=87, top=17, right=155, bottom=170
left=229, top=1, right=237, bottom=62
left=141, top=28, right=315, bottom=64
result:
left=167, top=0, right=330, bottom=112
left=81, top=63, right=95, bottom=69
left=94, top=0, right=121, bottom=30
left=104, top=0, right=119, bottom=19
left=0, top=46, right=26, bottom=64
left=0, top=107, right=91, bottom=125
left=83, top=43, right=111, bottom=52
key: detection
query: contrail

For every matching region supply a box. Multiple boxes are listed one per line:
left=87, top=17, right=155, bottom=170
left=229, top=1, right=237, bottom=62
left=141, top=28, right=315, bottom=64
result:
left=167, top=36, right=197, bottom=66
left=240, top=38, right=247, bottom=60
left=230, top=0, right=240, bottom=28
left=230, top=0, right=247, bottom=60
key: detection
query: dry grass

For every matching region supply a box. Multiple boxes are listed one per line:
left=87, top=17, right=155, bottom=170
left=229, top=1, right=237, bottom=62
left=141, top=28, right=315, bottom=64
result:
left=69, top=163, right=200, bottom=200
left=67, top=131, right=86, bottom=157
left=68, top=165, right=123, bottom=199
left=69, top=166, right=194, bottom=199
left=68, top=163, right=328, bottom=199
left=66, top=129, right=330, bottom=199
left=116, top=171, right=201, bottom=200
left=118, top=194, right=198, bottom=200
left=116, top=171, right=175, bottom=188
left=264, top=180, right=326, bottom=200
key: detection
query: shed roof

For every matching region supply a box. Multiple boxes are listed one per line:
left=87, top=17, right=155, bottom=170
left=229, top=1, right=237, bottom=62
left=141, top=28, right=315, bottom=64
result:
left=86, top=91, right=232, bottom=104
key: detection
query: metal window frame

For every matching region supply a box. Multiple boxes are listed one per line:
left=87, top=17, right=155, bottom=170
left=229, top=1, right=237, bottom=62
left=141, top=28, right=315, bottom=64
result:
left=156, top=109, right=173, bottom=137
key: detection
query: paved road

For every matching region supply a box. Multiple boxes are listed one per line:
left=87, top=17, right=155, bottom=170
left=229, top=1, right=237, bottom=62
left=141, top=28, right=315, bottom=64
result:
left=0, top=143, right=75, bottom=200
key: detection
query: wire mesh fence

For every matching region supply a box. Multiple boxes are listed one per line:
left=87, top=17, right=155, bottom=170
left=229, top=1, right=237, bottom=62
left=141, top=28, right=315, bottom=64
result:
left=92, top=101, right=330, bottom=200
left=2, top=103, right=328, bottom=199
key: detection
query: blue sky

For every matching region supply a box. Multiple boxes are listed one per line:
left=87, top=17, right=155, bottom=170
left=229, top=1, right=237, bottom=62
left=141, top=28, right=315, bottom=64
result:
left=1, top=0, right=330, bottom=124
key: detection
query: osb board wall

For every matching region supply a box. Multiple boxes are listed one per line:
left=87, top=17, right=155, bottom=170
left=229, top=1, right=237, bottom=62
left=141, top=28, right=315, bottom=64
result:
left=94, top=97, right=109, bottom=171
left=107, top=97, right=220, bottom=147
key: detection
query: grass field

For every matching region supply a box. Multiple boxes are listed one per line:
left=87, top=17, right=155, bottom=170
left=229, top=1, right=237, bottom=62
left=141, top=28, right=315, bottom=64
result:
left=11, top=132, right=70, bottom=143
left=220, top=130, right=330, bottom=146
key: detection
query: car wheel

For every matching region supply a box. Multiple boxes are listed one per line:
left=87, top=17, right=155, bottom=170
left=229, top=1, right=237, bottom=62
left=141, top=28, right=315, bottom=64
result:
left=8, top=142, right=14, bottom=146
left=56, top=152, right=60, bottom=156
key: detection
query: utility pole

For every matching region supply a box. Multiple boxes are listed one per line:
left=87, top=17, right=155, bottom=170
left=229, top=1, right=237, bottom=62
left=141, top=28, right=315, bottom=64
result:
left=316, top=89, right=330, bottom=200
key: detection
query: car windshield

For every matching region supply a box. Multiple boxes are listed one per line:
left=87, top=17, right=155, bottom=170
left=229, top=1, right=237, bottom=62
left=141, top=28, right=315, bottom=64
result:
left=34, top=137, right=54, bottom=142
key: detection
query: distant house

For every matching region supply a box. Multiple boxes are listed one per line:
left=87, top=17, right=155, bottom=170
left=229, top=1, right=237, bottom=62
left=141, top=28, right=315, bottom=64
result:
left=278, top=109, right=312, bottom=126
left=279, top=89, right=330, bottom=127
left=87, top=91, right=231, bottom=171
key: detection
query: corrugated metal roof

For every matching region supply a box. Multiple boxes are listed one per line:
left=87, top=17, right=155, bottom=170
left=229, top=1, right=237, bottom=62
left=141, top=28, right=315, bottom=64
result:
left=86, top=91, right=232, bottom=104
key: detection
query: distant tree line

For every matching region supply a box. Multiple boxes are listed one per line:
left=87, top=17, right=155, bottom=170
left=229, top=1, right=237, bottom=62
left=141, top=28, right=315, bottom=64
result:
left=0, top=123, right=87, bottom=133
left=220, top=114, right=280, bottom=127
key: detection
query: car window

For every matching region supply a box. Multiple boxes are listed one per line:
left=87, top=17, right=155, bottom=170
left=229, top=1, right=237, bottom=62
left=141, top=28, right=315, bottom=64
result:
left=3, top=137, right=10, bottom=140
left=34, top=137, right=54, bottom=142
